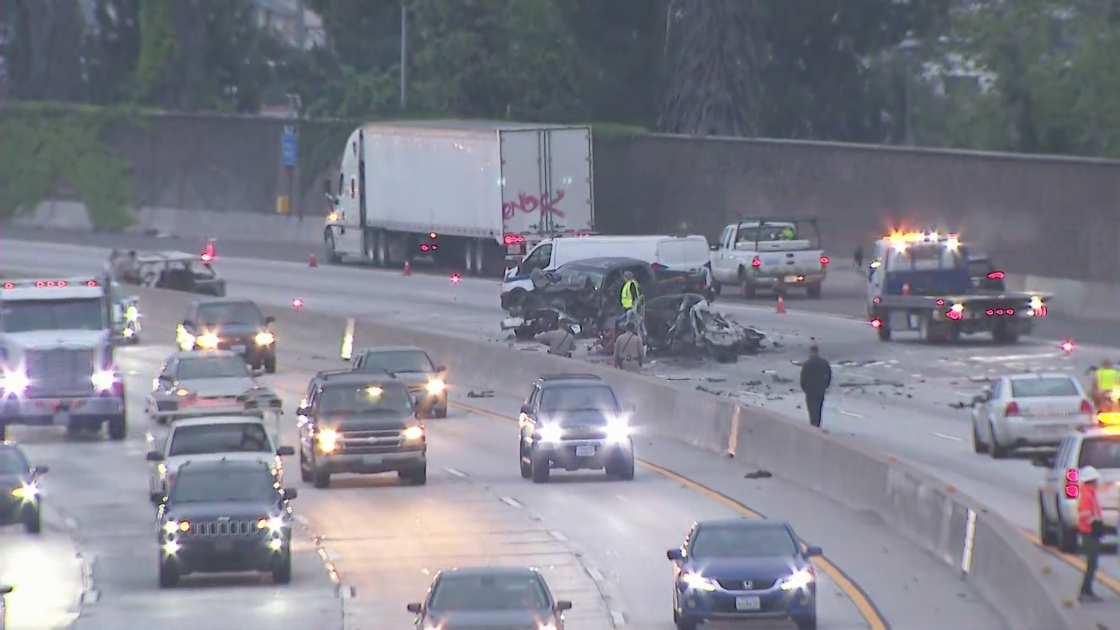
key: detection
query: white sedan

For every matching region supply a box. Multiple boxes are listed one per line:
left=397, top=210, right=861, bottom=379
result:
left=971, top=372, right=1094, bottom=458
left=146, top=351, right=280, bottom=424
left=0, top=585, right=12, bottom=630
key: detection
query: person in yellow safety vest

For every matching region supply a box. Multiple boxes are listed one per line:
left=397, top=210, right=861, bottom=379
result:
left=620, top=271, right=641, bottom=310
left=1093, top=360, right=1117, bottom=411
left=781, top=226, right=796, bottom=240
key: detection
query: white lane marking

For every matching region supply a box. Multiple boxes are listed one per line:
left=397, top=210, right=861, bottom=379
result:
left=339, top=586, right=356, bottom=599
left=969, top=352, right=1061, bottom=363
left=317, top=547, right=338, bottom=562
left=586, top=567, right=605, bottom=582
left=499, top=496, right=521, bottom=508
left=838, top=410, right=865, bottom=418
left=548, top=530, right=568, bottom=542
left=610, top=610, right=627, bottom=626
left=933, top=432, right=963, bottom=442
left=445, top=467, right=468, bottom=479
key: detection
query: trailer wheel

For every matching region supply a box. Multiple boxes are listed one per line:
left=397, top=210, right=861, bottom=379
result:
left=324, top=230, right=341, bottom=264
left=876, top=323, right=892, bottom=341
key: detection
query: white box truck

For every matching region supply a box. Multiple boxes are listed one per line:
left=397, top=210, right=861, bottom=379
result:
left=322, top=121, right=595, bottom=276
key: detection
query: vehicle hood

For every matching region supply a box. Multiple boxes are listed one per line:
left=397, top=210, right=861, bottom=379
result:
left=540, top=409, right=615, bottom=427
left=164, top=500, right=276, bottom=521
left=426, top=610, right=550, bottom=630
left=684, top=556, right=803, bottom=581
left=177, top=377, right=257, bottom=396
left=204, top=323, right=265, bottom=336
left=319, top=412, right=416, bottom=432
left=2, top=330, right=108, bottom=350
left=383, top=371, right=435, bottom=385
left=165, top=452, right=277, bottom=471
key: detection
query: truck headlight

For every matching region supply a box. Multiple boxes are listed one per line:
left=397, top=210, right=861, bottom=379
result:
left=91, top=370, right=117, bottom=391
left=402, top=425, right=425, bottom=441
left=538, top=425, right=563, bottom=442
left=256, top=515, right=286, bottom=534
left=0, top=369, right=29, bottom=396
left=164, top=519, right=190, bottom=534
left=196, top=333, right=220, bottom=349
left=779, top=568, right=815, bottom=591
left=255, top=331, right=275, bottom=346
left=317, top=429, right=339, bottom=452
left=425, top=379, right=446, bottom=394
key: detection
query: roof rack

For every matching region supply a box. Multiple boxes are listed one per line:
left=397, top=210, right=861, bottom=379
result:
left=539, top=373, right=602, bottom=381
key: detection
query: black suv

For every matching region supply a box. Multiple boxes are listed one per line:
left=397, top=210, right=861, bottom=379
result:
left=518, top=374, right=636, bottom=483
left=349, top=346, right=449, bottom=418
left=0, top=443, right=48, bottom=534
left=177, top=298, right=278, bottom=373
left=296, top=371, right=428, bottom=488
left=155, top=459, right=298, bottom=588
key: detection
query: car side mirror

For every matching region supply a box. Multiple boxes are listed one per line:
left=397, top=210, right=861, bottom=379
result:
left=265, top=316, right=276, bottom=326
left=555, top=600, right=573, bottom=611
left=805, top=545, right=823, bottom=557
left=520, top=404, right=533, bottom=416
left=406, top=602, right=423, bottom=613
left=666, top=548, right=683, bottom=561
left=32, top=465, right=48, bottom=475
left=276, top=446, right=295, bottom=456
left=146, top=451, right=164, bottom=462
left=296, top=405, right=311, bottom=416
left=283, top=488, right=299, bottom=500
left=1031, top=455, right=1055, bottom=468
left=435, top=365, right=447, bottom=373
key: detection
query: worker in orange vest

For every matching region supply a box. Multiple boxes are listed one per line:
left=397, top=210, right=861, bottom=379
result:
left=1077, top=466, right=1104, bottom=601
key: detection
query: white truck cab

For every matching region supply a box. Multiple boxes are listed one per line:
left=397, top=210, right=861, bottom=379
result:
left=0, top=276, right=126, bottom=440
left=709, top=218, right=829, bottom=298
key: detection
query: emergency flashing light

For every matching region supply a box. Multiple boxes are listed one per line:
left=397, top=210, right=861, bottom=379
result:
left=429, top=232, right=437, bottom=239
left=820, top=255, right=829, bottom=265
left=870, top=318, right=883, bottom=329
left=1061, top=340, right=1074, bottom=353
left=200, top=253, right=213, bottom=263
left=87, top=280, right=98, bottom=287
left=291, top=298, right=304, bottom=309
left=751, top=256, right=761, bottom=268
left=450, top=274, right=461, bottom=285
left=2, top=283, right=11, bottom=290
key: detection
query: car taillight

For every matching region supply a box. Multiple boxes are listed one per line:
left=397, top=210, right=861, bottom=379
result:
left=870, top=318, right=882, bottom=329
left=1005, top=401, right=1019, bottom=416
left=1065, top=483, right=1079, bottom=499
left=1066, top=468, right=1079, bottom=483
left=1081, top=400, right=1093, bottom=414
left=651, top=262, right=663, bottom=271
left=820, top=255, right=829, bottom=265
left=751, top=257, right=761, bottom=268
left=1065, top=469, right=1080, bottom=498
left=987, top=271, right=1005, bottom=280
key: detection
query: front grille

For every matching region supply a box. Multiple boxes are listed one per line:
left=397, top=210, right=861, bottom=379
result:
left=562, top=427, right=609, bottom=440
left=337, top=428, right=405, bottom=455
left=186, top=519, right=257, bottom=536
left=24, top=348, right=95, bottom=397
left=715, top=578, right=776, bottom=591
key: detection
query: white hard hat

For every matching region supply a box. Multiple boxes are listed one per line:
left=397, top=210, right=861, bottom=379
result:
left=1080, top=466, right=1101, bottom=484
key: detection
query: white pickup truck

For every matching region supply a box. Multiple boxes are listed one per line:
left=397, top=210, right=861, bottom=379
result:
left=709, top=218, right=829, bottom=299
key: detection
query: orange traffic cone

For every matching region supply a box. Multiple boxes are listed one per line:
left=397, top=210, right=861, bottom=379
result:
left=776, top=295, right=786, bottom=314
left=308, top=254, right=317, bottom=267
left=403, top=261, right=411, bottom=276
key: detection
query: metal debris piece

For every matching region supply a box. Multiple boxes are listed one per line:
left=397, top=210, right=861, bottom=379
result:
left=744, top=470, right=773, bottom=479
left=466, top=390, right=494, bottom=398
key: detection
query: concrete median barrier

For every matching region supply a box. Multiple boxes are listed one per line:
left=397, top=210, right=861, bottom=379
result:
left=105, top=282, right=1095, bottom=629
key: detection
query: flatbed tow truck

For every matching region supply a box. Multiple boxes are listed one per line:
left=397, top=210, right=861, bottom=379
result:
left=866, top=231, right=1051, bottom=344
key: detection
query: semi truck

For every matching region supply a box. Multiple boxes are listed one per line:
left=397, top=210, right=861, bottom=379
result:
left=0, top=276, right=127, bottom=440
left=322, top=121, right=595, bottom=277
left=866, top=231, right=1050, bottom=344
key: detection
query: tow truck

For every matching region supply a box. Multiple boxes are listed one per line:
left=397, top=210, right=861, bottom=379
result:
left=866, top=231, right=1051, bottom=344
left=0, top=276, right=126, bottom=440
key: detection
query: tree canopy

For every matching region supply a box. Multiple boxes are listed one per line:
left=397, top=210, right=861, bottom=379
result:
left=2, top=0, right=1115, bottom=158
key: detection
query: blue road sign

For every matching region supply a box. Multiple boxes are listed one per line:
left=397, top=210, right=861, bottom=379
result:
left=282, top=125, right=298, bottom=167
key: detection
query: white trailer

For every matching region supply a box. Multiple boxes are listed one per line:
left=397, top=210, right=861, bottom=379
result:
left=322, top=121, right=595, bottom=276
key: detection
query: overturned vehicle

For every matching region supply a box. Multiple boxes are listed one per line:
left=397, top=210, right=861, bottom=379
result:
left=626, top=293, right=765, bottom=363
left=500, top=257, right=657, bottom=340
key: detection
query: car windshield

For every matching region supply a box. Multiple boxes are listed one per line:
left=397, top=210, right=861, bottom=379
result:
left=177, top=356, right=249, bottom=380
left=318, top=384, right=413, bottom=414
left=169, top=468, right=278, bottom=503
left=1079, top=437, right=1120, bottom=470
left=0, top=449, right=28, bottom=475
left=0, top=298, right=106, bottom=333
left=540, top=385, right=619, bottom=416
left=196, top=302, right=263, bottom=326
left=691, top=525, right=799, bottom=558
left=359, top=350, right=433, bottom=373
left=429, top=574, right=550, bottom=611
left=168, top=423, right=272, bottom=456
left=554, top=266, right=602, bottom=288
left=1011, top=377, right=1079, bottom=398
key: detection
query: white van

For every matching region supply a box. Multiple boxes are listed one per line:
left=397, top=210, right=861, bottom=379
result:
left=500, top=235, right=710, bottom=295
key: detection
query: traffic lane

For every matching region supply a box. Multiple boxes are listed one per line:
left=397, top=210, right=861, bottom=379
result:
left=0, top=501, right=83, bottom=630
left=35, top=347, right=343, bottom=630
left=440, top=395, right=1002, bottom=630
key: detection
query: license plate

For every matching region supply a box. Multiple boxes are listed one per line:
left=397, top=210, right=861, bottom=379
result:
left=230, top=345, right=246, bottom=353
left=735, top=595, right=761, bottom=611
left=362, top=455, right=383, bottom=466
left=575, top=445, right=595, bottom=457
left=214, top=540, right=233, bottom=551
left=784, top=275, right=800, bottom=282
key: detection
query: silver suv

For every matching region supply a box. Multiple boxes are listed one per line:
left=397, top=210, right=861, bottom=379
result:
left=1034, top=427, right=1120, bottom=552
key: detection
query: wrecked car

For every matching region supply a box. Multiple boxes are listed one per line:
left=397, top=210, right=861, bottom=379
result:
left=632, top=293, right=764, bottom=362
left=501, top=257, right=658, bottom=341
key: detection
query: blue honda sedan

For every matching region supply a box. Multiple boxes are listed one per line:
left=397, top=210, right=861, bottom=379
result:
left=667, top=519, right=820, bottom=630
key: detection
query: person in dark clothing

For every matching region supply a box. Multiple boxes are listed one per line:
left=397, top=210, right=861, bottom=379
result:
left=853, top=245, right=864, bottom=269
left=799, top=345, right=832, bottom=427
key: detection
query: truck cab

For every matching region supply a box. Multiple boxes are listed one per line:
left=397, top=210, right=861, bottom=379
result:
left=709, top=218, right=828, bottom=299
left=0, top=277, right=127, bottom=440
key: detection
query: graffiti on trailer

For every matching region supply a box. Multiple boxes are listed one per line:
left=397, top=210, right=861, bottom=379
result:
left=501, top=190, right=566, bottom=221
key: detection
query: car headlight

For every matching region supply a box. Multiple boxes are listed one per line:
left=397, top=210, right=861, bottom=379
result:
left=256, top=515, right=286, bottom=534
left=0, top=369, right=29, bottom=396
left=11, top=482, right=38, bottom=501
left=317, top=429, right=339, bottom=452
left=196, top=333, right=220, bottom=349
left=425, top=379, right=446, bottom=394
left=255, top=331, right=275, bottom=346
left=605, top=417, right=631, bottom=443
left=538, top=425, right=563, bottom=442
left=402, top=425, right=425, bottom=441
left=681, top=572, right=717, bottom=592
left=91, top=370, right=117, bottom=391
left=779, top=568, right=815, bottom=591
left=164, top=519, right=190, bottom=534
left=122, top=327, right=135, bottom=338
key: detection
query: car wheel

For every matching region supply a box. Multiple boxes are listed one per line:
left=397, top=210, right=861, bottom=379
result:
left=23, top=505, right=41, bottom=534
left=312, top=467, right=331, bottom=489
left=674, top=611, right=697, bottom=630
left=794, top=613, right=818, bottom=630
left=739, top=276, right=756, bottom=300
left=988, top=422, right=1008, bottom=459
left=399, top=466, right=427, bottom=486
left=107, top=415, right=127, bottom=441
left=1057, top=507, right=1080, bottom=554
left=433, top=405, right=448, bottom=419
left=530, top=450, right=550, bottom=484
left=324, top=230, right=341, bottom=264
left=514, top=327, right=536, bottom=341
left=298, top=450, right=312, bottom=483
left=971, top=422, right=989, bottom=454
left=519, top=441, right=532, bottom=479
left=158, top=560, right=180, bottom=588
left=272, top=552, right=293, bottom=584
left=263, top=355, right=277, bottom=374
left=1038, top=494, right=1058, bottom=547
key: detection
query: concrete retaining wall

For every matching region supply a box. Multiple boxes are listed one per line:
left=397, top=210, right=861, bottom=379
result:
left=119, top=281, right=1099, bottom=630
